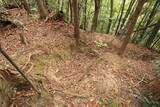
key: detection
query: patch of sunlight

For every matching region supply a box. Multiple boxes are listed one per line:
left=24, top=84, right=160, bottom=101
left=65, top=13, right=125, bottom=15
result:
left=94, top=41, right=108, bottom=47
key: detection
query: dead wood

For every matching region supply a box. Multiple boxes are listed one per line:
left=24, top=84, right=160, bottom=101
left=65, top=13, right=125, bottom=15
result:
left=0, top=45, right=40, bottom=95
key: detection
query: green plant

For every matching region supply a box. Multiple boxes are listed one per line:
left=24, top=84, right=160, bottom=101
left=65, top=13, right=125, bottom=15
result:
left=99, top=99, right=119, bottom=107
left=60, top=104, right=67, bottom=107
left=41, top=91, right=51, bottom=99
left=11, top=19, right=22, bottom=24
left=133, top=89, right=160, bottom=107
left=154, top=60, right=160, bottom=70
left=155, top=60, right=160, bottom=65
left=94, top=41, right=108, bottom=47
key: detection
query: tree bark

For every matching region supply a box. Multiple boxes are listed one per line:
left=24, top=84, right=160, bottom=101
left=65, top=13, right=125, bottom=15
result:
left=72, top=0, right=80, bottom=46
left=91, top=0, right=101, bottom=32
left=131, top=2, right=152, bottom=43
left=106, top=0, right=113, bottom=34
left=145, top=18, right=160, bottom=48
left=35, top=0, right=48, bottom=19
left=118, top=0, right=147, bottom=56
left=0, top=45, right=40, bottom=95
left=21, top=0, right=31, bottom=14
left=69, top=0, right=73, bottom=23
left=119, top=0, right=136, bottom=31
left=82, top=0, right=87, bottom=30
left=133, top=23, right=157, bottom=32
left=139, top=0, right=160, bottom=42
left=115, top=0, right=126, bottom=35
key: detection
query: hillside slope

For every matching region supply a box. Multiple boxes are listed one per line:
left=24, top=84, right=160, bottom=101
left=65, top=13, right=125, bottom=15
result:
left=0, top=9, right=160, bottom=107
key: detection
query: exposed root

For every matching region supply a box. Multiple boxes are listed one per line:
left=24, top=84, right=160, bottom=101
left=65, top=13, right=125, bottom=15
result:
left=52, top=89, right=89, bottom=99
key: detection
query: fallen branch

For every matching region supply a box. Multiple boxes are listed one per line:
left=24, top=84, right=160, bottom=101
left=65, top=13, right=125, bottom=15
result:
left=132, top=75, right=146, bottom=88
left=0, top=45, right=40, bottom=95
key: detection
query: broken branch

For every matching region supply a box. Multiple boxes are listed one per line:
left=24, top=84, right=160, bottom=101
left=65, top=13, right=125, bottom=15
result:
left=0, top=44, right=40, bottom=95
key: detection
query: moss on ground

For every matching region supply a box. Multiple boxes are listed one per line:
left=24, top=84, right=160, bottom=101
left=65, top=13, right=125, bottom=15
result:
left=35, top=49, right=71, bottom=72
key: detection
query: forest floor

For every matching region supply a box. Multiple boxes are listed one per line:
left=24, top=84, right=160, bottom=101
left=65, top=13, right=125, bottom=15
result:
left=0, top=9, right=160, bottom=107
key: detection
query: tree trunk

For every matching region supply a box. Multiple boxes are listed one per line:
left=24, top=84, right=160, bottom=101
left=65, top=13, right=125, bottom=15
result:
left=61, top=0, right=64, bottom=11
left=82, top=0, right=87, bottom=30
left=106, top=0, right=113, bottom=34
left=118, top=0, right=147, bottom=56
left=131, top=2, right=152, bottom=43
left=43, top=0, right=49, bottom=12
left=66, top=0, right=70, bottom=21
left=72, top=0, right=80, bottom=46
left=139, top=0, right=160, bottom=42
left=112, top=0, right=124, bottom=33
left=115, top=0, right=126, bottom=35
left=69, top=0, right=73, bottom=23
left=21, top=0, right=31, bottom=14
left=91, top=0, right=101, bottom=32
left=152, top=37, right=160, bottom=49
left=119, top=0, right=136, bottom=31
left=145, top=18, right=160, bottom=48
left=35, top=0, right=48, bottom=19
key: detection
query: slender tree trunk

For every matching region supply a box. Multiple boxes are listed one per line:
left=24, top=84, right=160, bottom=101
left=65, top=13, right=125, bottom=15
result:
left=43, top=0, right=49, bottom=12
left=145, top=18, right=160, bottom=48
left=61, top=0, right=64, bottom=11
left=119, top=0, right=136, bottom=31
left=91, top=0, right=101, bottom=32
left=131, top=3, right=151, bottom=43
left=139, top=0, right=160, bottom=42
left=101, top=23, right=104, bottom=33
left=118, top=0, right=147, bottom=56
left=69, top=0, right=73, bottom=23
left=115, top=0, right=126, bottom=35
left=133, top=23, right=158, bottom=32
left=0, top=45, right=40, bottom=95
left=21, top=0, right=31, bottom=14
left=106, top=0, right=113, bottom=34
left=66, top=0, right=70, bottom=21
left=35, top=0, right=48, bottom=18
left=112, top=1, right=123, bottom=33
left=72, top=0, right=80, bottom=46
left=82, top=0, right=87, bottom=30
left=79, top=0, right=84, bottom=26
left=132, top=1, right=154, bottom=43
left=57, top=0, right=60, bottom=10
left=152, top=37, right=160, bottom=49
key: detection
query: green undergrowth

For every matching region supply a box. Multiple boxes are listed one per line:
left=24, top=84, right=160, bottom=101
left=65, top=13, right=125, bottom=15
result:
left=41, top=91, right=52, bottom=99
left=133, top=89, right=160, bottom=107
left=99, top=99, right=119, bottom=107
left=35, top=49, right=71, bottom=72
